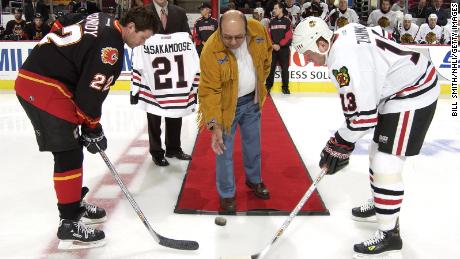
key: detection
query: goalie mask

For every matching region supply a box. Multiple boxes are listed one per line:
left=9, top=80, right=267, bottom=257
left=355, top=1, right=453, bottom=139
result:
left=293, top=17, right=333, bottom=54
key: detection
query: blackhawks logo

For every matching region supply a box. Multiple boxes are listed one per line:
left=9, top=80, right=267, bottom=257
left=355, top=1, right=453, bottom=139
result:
left=101, top=47, right=119, bottom=65
left=332, top=66, right=350, bottom=87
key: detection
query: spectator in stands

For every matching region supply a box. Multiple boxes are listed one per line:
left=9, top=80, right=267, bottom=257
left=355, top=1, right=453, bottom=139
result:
left=24, top=0, right=49, bottom=23
left=286, top=0, right=301, bottom=28
left=409, top=0, right=430, bottom=19
left=326, top=0, right=336, bottom=12
left=6, top=24, right=28, bottom=40
left=367, top=0, right=397, bottom=33
left=328, top=0, right=359, bottom=30
left=193, top=2, right=218, bottom=56
left=72, top=0, right=100, bottom=14
left=107, top=6, right=117, bottom=18
left=5, top=8, right=27, bottom=37
left=24, top=13, right=50, bottom=40
left=67, top=0, right=78, bottom=13
left=427, top=0, right=449, bottom=26
left=266, top=1, right=292, bottom=94
left=397, top=14, right=419, bottom=43
left=416, top=13, right=443, bottom=44
left=301, top=0, right=329, bottom=20
left=0, top=25, right=5, bottom=40
left=132, top=0, right=144, bottom=8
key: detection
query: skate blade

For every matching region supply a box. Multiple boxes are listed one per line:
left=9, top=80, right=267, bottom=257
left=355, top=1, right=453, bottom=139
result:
left=351, top=215, right=377, bottom=223
left=353, top=250, right=402, bottom=259
left=81, top=215, right=107, bottom=225
left=57, top=239, right=106, bottom=250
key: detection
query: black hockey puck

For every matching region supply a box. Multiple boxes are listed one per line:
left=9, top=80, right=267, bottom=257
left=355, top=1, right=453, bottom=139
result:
left=215, top=216, right=227, bottom=226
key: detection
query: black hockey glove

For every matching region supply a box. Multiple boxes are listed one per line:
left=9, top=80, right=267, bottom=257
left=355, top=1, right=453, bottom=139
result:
left=319, top=134, right=355, bottom=175
left=80, top=124, right=107, bottom=154
left=130, top=90, right=139, bottom=104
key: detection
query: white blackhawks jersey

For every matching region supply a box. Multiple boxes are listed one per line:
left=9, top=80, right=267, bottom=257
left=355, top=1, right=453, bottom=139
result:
left=415, top=23, right=443, bottom=44
left=367, top=9, right=398, bottom=33
left=131, top=32, right=200, bottom=118
left=327, top=24, right=439, bottom=143
left=398, top=23, right=419, bottom=41
left=328, top=8, right=360, bottom=30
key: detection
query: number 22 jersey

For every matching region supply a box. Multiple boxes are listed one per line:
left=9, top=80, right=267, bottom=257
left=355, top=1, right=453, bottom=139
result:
left=15, top=13, right=124, bottom=128
left=131, top=32, right=200, bottom=118
left=327, top=23, right=439, bottom=143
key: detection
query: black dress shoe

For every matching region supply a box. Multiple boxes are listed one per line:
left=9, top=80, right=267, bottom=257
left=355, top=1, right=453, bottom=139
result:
left=165, top=151, right=192, bottom=160
left=153, top=156, right=169, bottom=166
left=220, top=197, right=236, bottom=214
left=245, top=181, right=270, bottom=199
left=282, top=87, right=290, bottom=94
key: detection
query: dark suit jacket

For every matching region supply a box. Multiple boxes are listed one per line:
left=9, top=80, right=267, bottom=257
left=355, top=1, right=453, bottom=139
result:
left=408, top=4, right=430, bottom=19
left=427, top=7, right=450, bottom=26
left=24, top=1, right=49, bottom=22
left=72, top=1, right=101, bottom=14
left=145, top=3, right=190, bottom=34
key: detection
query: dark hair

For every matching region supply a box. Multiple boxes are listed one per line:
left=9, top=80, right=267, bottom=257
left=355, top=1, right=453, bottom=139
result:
left=219, top=10, right=247, bottom=33
left=274, top=1, right=288, bottom=16
left=14, top=8, right=23, bottom=13
left=119, top=6, right=159, bottom=33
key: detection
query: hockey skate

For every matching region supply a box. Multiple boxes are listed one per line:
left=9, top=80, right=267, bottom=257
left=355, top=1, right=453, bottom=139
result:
left=81, top=187, right=107, bottom=225
left=352, top=198, right=377, bottom=223
left=57, top=219, right=105, bottom=250
left=353, top=224, right=402, bottom=259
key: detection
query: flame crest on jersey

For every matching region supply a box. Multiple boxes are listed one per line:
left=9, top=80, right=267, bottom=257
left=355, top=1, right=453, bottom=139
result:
left=309, top=20, right=316, bottom=28
left=101, top=47, right=119, bottom=65
left=332, top=66, right=350, bottom=87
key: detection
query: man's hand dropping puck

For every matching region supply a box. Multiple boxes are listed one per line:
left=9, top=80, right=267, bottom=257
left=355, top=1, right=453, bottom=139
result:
left=215, top=216, right=227, bottom=226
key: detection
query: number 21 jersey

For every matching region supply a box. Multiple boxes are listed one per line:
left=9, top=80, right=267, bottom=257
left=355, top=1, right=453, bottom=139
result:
left=327, top=24, right=439, bottom=143
left=131, top=32, right=200, bottom=118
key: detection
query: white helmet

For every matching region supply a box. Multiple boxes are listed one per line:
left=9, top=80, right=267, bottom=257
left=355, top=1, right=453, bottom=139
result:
left=292, top=17, right=333, bottom=54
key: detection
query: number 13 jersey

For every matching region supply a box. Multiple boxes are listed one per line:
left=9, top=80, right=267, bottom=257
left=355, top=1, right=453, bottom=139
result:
left=327, top=23, right=439, bottom=144
left=131, top=32, right=200, bottom=118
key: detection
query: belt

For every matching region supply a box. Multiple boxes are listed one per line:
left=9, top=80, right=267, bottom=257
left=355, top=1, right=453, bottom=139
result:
left=239, top=91, right=255, bottom=99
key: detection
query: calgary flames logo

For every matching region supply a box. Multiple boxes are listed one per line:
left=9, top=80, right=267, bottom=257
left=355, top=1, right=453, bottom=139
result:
left=101, top=47, right=119, bottom=65
left=332, top=66, right=350, bottom=88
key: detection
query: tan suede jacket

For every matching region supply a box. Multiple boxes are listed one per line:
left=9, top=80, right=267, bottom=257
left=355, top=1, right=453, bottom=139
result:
left=198, top=19, right=273, bottom=133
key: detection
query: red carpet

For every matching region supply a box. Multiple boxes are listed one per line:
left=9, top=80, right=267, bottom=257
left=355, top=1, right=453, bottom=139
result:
left=175, top=96, right=329, bottom=215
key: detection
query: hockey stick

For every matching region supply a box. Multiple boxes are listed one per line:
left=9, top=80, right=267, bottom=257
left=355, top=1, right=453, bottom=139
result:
left=97, top=145, right=199, bottom=250
left=221, top=168, right=328, bottom=259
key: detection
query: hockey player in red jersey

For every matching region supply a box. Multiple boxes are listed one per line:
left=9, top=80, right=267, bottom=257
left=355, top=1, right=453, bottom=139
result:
left=14, top=7, right=158, bottom=250
left=293, top=17, right=439, bottom=258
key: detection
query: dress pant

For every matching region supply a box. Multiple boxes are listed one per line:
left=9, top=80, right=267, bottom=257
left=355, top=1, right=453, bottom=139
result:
left=265, top=46, right=290, bottom=89
left=146, top=113, right=182, bottom=158
left=216, top=92, right=262, bottom=198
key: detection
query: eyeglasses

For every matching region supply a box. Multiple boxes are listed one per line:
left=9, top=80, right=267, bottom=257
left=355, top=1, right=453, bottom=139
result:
left=222, top=34, right=246, bottom=42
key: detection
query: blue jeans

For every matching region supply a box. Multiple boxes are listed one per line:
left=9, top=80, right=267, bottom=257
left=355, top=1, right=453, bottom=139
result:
left=216, top=93, right=262, bottom=198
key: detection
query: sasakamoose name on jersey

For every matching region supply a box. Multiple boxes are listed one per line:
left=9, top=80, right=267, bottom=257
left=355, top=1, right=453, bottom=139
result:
left=143, top=42, right=193, bottom=55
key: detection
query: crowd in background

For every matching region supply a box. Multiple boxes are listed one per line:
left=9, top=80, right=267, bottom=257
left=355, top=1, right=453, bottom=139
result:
left=0, top=0, right=454, bottom=44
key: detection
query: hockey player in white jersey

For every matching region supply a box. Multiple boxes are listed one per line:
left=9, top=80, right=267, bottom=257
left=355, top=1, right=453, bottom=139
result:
left=293, top=17, right=439, bottom=258
left=367, top=0, right=398, bottom=34
left=131, top=32, right=200, bottom=118
left=415, top=13, right=443, bottom=44
left=327, top=0, right=359, bottom=30
left=397, top=14, right=419, bottom=43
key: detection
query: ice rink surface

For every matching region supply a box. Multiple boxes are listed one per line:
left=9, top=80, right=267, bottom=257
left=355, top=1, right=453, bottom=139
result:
left=1, top=91, right=459, bottom=259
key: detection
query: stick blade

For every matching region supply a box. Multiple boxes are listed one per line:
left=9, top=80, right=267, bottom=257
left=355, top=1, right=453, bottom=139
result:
left=158, top=235, right=199, bottom=250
